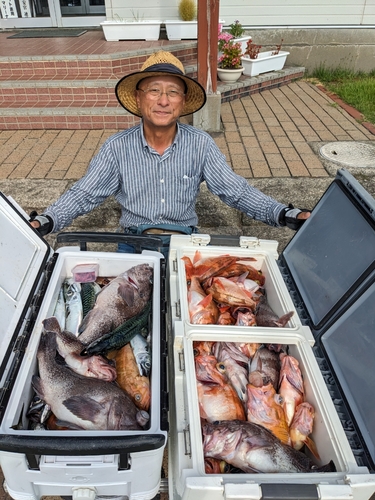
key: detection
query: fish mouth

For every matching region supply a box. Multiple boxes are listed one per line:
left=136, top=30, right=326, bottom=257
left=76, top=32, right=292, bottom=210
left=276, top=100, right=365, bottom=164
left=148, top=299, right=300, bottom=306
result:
left=127, top=276, right=139, bottom=290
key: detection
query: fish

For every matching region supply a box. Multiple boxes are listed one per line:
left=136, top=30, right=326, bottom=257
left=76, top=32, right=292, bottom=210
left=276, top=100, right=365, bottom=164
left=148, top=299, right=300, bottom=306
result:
left=217, top=305, right=236, bottom=325
left=130, top=332, right=152, bottom=378
left=187, top=276, right=219, bottom=325
left=235, top=310, right=257, bottom=326
left=115, top=343, right=150, bottom=412
left=42, top=317, right=117, bottom=382
left=238, top=342, right=261, bottom=359
left=78, top=264, right=153, bottom=345
left=204, top=458, right=228, bottom=474
left=193, top=341, right=214, bottom=357
left=213, top=343, right=249, bottom=403
left=278, top=353, right=305, bottom=426
left=63, top=279, right=83, bottom=336
left=81, top=281, right=101, bottom=318
left=249, top=346, right=280, bottom=390
left=229, top=272, right=262, bottom=293
left=195, top=353, right=246, bottom=422
left=188, top=253, right=240, bottom=282
left=246, top=381, right=290, bottom=445
left=202, top=420, right=336, bottom=474
left=81, top=301, right=151, bottom=356
left=290, top=402, right=320, bottom=459
left=255, top=295, right=294, bottom=327
left=32, top=330, right=147, bottom=430
left=213, top=262, right=265, bottom=286
left=197, top=380, right=246, bottom=423
left=205, top=277, right=257, bottom=310
left=53, top=287, right=66, bottom=330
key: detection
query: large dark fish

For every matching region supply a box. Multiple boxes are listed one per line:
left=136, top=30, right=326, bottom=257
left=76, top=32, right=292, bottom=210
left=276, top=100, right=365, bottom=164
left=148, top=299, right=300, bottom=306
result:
left=256, top=295, right=294, bottom=327
left=32, top=330, right=148, bottom=430
left=43, top=317, right=117, bottom=382
left=202, top=420, right=336, bottom=474
left=78, top=264, right=153, bottom=345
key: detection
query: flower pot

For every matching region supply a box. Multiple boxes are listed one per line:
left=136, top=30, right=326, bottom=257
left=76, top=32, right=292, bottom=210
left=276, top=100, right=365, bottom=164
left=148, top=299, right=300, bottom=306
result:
left=241, top=51, right=290, bottom=77
left=100, top=20, right=161, bottom=41
left=164, top=20, right=197, bottom=40
left=217, top=66, right=244, bottom=83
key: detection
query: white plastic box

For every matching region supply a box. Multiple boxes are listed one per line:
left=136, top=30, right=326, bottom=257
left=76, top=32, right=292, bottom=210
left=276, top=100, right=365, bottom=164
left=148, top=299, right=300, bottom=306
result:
left=0, top=193, right=168, bottom=500
left=166, top=169, right=375, bottom=500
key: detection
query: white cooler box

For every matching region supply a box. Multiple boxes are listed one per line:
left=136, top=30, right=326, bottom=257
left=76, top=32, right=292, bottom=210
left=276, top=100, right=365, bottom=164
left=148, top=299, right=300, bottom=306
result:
left=167, top=168, right=375, bottom=500
left=0, top=193, right=168, bottom=500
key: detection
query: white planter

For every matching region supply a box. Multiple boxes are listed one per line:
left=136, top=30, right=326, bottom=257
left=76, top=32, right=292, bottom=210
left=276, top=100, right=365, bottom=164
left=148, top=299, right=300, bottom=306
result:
left=217, top=66, right=244, bottom=83
left=164, top=20, right=197, bottom=40
left=241, top=50, right=290, bottom=77
left=233, top=35, right=253, bottom=53
left=100, top=20, right=161, bottom=41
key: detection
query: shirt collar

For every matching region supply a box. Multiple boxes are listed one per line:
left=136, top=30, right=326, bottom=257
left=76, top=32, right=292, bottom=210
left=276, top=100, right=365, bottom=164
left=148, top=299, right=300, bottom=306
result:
left=140, top=120, right=181, bottom=151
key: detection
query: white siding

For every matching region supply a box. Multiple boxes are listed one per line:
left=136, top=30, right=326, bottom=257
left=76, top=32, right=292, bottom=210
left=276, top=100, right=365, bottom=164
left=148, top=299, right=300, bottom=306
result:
left=105, top=0, right=375, bottom=26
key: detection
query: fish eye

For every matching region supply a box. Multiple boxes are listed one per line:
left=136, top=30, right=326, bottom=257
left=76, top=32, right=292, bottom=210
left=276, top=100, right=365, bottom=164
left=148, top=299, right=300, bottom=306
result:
left=217, top=363, right=225, bottom=371
left=135, top=394, right=141, bottom=402
left=193, top=348, right=199, bottom=356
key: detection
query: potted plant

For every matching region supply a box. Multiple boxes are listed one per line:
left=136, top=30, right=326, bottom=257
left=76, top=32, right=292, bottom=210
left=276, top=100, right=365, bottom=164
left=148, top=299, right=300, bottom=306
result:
left=219, top=20, right=252, bottom=54
left=217, top=39, right=244, bottom=83
left=164, top=0, right=197, bottom=40
left=241, top=38, right=290, bottom=77
left=101, top=12, right=162, bottom=41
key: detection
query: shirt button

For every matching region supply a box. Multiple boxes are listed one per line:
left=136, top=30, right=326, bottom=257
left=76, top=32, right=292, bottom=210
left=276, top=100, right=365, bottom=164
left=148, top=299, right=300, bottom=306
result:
left=161, top=199, right=165, bottom=203
left=160, top=179, right=164, bottom=183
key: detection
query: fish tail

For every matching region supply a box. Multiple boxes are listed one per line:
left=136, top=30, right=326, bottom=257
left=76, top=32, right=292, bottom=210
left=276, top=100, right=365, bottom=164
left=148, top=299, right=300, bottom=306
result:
left=304, top=436, right=321, bottom=460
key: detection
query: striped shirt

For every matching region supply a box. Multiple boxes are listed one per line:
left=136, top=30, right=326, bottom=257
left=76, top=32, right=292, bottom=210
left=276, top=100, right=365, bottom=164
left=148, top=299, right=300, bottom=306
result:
left=45, top=122, right=286, bottom=232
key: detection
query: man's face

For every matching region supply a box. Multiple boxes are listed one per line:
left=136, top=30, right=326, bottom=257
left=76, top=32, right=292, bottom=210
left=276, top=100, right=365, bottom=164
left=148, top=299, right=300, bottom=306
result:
left=135, top=75, right=186, bottom=129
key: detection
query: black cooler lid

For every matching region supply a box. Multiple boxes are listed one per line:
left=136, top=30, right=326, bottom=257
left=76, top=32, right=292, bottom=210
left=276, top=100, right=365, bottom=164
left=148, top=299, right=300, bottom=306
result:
left=320, top=281, right=375, bottom=469
left=280, top=169, right=375, bottom=331
left=0, top=192, right=52, bottom=384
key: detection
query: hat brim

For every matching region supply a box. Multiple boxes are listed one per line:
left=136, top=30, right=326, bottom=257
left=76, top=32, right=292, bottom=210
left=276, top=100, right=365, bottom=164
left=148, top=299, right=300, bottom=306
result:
left=115, top=69, right=207, bottom=117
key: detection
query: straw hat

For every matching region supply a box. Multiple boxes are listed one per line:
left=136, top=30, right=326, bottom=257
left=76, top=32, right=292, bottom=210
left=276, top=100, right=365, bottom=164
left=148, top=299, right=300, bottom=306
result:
left=115, top=51, right=207, bottom=117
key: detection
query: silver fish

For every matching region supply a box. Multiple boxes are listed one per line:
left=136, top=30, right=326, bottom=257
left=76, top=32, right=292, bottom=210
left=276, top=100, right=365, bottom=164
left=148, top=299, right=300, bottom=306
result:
left=78, top=264, right=153, bottom=345
left=43, top=317, right=117, bottom=382
left=130, top=333, right=151, bottom=378
left=202, top=420, right=336, bottom=474
left=32, top=330, right=147, bottom=430
left=213, top=343, right=249, bottom=403
left=64, top=279, right=83, bottom=336
left=53, top=287, right=66, bottom=331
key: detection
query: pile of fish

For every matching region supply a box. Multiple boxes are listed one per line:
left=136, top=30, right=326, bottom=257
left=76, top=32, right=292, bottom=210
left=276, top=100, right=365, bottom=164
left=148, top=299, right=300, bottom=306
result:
left=28, top=263, right=153, bottom=431
left=194, top=341, right=336, bottom=474
left=182, top=251, right=294, bottom=327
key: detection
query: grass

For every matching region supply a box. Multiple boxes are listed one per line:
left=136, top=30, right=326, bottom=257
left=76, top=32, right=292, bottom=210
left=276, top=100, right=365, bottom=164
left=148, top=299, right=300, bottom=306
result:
left=307, top=66, right=375, bottom=125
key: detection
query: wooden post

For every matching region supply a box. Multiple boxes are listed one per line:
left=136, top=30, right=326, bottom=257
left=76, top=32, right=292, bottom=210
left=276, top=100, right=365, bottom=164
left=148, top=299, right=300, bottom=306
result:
left=197, top=0, right=219, bottom=93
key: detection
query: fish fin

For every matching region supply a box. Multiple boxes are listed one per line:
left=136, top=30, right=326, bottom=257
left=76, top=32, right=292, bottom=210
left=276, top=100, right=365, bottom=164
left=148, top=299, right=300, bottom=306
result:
left=304, top=436, right=321, bottom=460
left=118, top=282, right=135, bottom=307
left=198, top=293, right=214, bottom=308
left=63, top=395, right=104, bottom=421
left=78, top=310, right=92, bottom=334
left=31, top=375, right=45, bottom=400
left=275, top=311, right=294, bottom=327
left=192, top=250, right=202, bottom=265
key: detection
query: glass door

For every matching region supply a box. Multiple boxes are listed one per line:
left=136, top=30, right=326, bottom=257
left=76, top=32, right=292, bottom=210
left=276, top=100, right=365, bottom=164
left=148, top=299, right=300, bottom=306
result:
left=59, top=0, right=104, bottom=16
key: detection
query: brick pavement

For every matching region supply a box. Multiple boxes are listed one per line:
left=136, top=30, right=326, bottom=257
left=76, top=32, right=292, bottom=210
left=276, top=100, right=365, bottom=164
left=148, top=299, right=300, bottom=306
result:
left=1, top=81, right=374, bottom=182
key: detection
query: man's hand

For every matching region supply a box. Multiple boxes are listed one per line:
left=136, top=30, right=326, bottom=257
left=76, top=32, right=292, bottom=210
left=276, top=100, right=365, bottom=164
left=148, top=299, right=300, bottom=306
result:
left=279, top=204, right=311, bottom=231
left=29, top=211, right=53, bottom=236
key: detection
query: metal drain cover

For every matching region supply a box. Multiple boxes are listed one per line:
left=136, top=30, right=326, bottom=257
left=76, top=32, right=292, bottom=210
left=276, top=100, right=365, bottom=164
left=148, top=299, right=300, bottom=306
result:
left=319, top=142, right=375, bottom=168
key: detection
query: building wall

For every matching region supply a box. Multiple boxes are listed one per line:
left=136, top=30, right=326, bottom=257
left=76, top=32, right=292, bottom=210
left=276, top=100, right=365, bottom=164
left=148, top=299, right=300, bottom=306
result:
left=104, top=0, right=375, bottom=25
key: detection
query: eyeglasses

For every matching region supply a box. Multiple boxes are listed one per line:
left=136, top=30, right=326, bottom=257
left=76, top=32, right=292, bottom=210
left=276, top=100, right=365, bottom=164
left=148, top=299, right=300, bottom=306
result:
left=138, top=87, right=185, bottom=101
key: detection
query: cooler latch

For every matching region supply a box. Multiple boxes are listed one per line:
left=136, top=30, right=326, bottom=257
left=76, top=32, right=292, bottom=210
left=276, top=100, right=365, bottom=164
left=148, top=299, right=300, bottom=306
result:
left=191, top=234, right=211, bottom=246
left=240, top=236, right=261, bottom=248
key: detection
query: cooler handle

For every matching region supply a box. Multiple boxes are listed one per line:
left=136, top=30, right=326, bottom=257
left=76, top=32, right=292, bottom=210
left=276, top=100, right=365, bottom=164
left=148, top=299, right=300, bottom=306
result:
left=0, top=434, right=165, bottom=456
left=259, top=483, right=319, bottom=499
left=56, top=231, right=164, bottom=253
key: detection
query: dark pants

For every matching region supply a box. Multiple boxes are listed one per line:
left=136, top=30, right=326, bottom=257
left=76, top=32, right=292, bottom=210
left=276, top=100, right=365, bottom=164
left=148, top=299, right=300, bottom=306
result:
left=117, top=224, right=197, bottom=258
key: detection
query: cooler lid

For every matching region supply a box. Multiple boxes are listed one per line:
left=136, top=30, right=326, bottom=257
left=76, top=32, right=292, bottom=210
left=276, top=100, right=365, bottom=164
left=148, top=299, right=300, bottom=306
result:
left=0, top=192, right=52, bottom=369
left=281, top=169, right=375, bottom=330
left=321, top=281, right=375, bottom=469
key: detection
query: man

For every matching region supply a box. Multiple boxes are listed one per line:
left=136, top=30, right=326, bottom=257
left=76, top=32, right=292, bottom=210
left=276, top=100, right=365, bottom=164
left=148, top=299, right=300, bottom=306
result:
left=30, top=50, right=310, bottom=251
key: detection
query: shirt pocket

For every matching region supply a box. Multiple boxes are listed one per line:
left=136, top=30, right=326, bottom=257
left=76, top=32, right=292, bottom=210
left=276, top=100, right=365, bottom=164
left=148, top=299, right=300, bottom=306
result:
left=173, top=172, right=202, bottom=206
